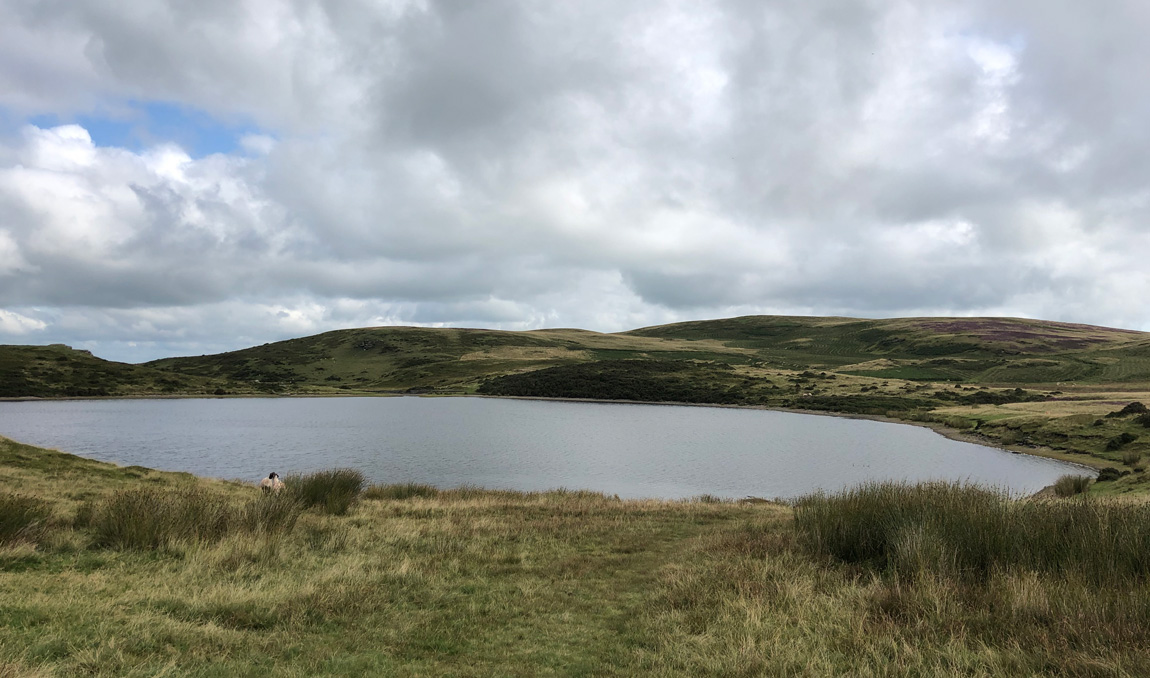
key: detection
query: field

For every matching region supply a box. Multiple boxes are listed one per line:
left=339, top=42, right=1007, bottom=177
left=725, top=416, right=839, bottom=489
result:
left=5, top=436, right=1150, bottom=676
left=4, top=314, right=1150, bottom=494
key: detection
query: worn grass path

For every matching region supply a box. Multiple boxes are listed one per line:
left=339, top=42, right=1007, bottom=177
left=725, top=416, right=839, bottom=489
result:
left=0, top=433, right=771, bottom=676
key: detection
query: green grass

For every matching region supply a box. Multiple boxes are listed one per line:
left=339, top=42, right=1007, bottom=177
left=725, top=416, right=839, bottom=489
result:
left=283, top=468, right=367, bottom=515
left=0, top=493, right=51, bottom=546
left=794, top=481, right=1150, bottom=585
left=1053, top=474, right=1092, bottom=496
left=363, top=482, right=440, bottom=500
left=88, top=487, right=302, bottom=550
left=8, top=439, right=1150, bottom=675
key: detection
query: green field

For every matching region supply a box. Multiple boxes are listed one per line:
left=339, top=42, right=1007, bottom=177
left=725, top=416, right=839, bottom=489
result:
left=5, top=436, right=1150, bottom=676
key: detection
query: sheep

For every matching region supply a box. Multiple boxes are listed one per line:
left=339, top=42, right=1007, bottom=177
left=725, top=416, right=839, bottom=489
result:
left=260, top=472, right=285, bottom=494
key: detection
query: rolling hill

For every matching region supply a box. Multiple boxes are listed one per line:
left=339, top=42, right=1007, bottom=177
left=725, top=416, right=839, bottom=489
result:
left=0, top=344, right=226, bottom=398
left=139, top=315, right=1150, bottom=393
left=5, top=316, right=1150, bottom=490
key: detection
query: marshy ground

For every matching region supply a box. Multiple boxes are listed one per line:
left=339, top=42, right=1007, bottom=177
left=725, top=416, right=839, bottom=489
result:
left=4, top=435, right=1150, bottom=676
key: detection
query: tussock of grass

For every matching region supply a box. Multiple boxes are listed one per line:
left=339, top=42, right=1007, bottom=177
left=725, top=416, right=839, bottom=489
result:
left=89, top=487, right=301, bottom=550
left=0, top=493, right=51, bottom=546
left=90, top=487, right=231, bottom=550
left=794, top=481, right=1150, bottom=584
left=284, top=468, right=367, bottom=515
left=240, top=491, right=303, bottom=535
left=1053, top=474, right=1092, bottom=496
left=363, top=482, right=440, bottom=501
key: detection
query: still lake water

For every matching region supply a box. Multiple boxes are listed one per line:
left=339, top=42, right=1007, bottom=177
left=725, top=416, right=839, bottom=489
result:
left=0, top=396, right=1085, bottom=499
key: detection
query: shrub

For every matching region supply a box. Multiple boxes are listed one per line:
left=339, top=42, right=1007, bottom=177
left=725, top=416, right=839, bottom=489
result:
left=0, top=493, right=51, bottom=546
left=1108, top=402, right=1149, bottom=417
left=1122, top=449, right=1143, bottom=466
left=1105, top=432, right=1139, bottom=451
left=793, top=481, right=1150, bottom=585
left=1053, top=475, right=1092, bottom=497
left=363, top=483, right=440, bottom=501
left=1097, top=467, right=1126, bottom=482
left=1137, top=413, right=1150, bottom=428
left=284, top=469, right=367, bottom=515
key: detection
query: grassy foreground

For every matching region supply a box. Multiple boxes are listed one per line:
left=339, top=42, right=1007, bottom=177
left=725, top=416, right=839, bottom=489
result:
left=4, top=436, right=1150, bottom=676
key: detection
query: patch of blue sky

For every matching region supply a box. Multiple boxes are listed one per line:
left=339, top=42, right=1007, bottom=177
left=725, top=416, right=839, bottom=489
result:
left=26, top=100, right=270, bottom=158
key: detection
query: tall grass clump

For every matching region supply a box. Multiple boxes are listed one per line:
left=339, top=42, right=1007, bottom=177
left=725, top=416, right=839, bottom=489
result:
left=90, top=487, right=301, bottom=550
left=794, top=482, right=1011, bottom=580
left=363, top=482, right=439, bottom=501
left=284, top=468, right=366, bottom=515
left=1053, top=474, right=1092, bottom=496
left=793, top=481, right=1150, bottom=585
left=240, top=491, right=303, bottom=534
left=0, top=493, right=51, bottom=546
left=91, top=487, right=231, bottom=550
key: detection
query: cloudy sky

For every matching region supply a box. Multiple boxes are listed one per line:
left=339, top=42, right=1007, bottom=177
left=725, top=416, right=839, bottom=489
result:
left=1, top=0, right=1148, bottom=362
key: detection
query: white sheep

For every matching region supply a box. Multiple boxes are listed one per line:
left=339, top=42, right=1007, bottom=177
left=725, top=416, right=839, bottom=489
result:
left=260, top=472, right=285, bottom=494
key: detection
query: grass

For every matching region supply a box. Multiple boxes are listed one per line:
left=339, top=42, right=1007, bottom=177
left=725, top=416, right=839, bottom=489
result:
left=794, top=481, right=1150, bottom=584
left=0, top=493, right=51, bottom=546
left=88, top=487, right=302, bottom=550
left=7, top=437, right=1150, bottom=675
left=1053, top=474, right=1092, bottom=496
left=283, top=468, right=366, bottom=515
left=363, top=482, right=440, bottom=500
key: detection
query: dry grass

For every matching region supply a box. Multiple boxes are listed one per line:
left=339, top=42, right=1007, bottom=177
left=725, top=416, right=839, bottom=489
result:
left=6, top=437, right=1150, bottom=676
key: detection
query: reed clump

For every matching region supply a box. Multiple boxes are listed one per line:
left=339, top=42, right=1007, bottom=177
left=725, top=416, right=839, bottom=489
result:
left=1053, top=473, right=1092, bottom=496
left=89, top=487, right=301, bottom=550
left=793, top=481, right=1150, bottom=585
left=0, top=493, right=51, bottom=546
left=284, top=468, right=367, bottom=515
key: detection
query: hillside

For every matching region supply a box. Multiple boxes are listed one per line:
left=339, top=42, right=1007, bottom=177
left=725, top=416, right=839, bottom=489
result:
left=143, top=316, right=1150, bottom=393
left=6, top=316, right=1150, bottom=490
left=0, top=344, right=228, bottom=398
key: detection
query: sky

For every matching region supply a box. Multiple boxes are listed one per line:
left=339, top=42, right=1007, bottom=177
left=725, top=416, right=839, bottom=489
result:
left=1, top=0, right=1149, bottom=363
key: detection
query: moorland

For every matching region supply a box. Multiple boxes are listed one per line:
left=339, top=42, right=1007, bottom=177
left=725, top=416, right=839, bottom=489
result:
left=4, top=315, right=1150, bottom=494
left=5, top=315, right=1150, bottom=675
left=6, top=436, right=1150, bottom=676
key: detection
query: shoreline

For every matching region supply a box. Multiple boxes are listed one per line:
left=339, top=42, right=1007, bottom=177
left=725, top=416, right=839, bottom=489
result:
left=472, top=394, right=1102, bottom=480
left=0, top=390, right=1100, bottom=483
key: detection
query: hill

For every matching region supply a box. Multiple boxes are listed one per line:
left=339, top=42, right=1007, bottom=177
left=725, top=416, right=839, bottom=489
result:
left=143, top=315, right=1150, bottom=393
left=6, top=316, right=1150, bottom=490
left=0, top=344, right=228, bottom=398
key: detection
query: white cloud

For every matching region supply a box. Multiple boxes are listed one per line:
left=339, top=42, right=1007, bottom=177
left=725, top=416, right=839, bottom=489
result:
left=2, top=0, right=1150, bottom=360
left=0, top=308, right=46, bottom=334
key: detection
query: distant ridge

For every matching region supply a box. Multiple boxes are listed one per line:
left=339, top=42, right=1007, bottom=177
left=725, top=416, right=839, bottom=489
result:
left=3, top=315, right=1146, bottom=399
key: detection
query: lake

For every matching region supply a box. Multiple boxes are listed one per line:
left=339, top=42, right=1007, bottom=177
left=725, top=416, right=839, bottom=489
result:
left=0, top=396, right=1086, bottom=499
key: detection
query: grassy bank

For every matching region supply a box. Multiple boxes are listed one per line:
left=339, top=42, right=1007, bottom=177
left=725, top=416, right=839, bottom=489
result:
left=4, top=436, right=1150, bottom=676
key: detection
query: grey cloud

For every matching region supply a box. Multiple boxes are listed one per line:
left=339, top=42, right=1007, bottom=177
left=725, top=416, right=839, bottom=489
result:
left=2, top=0, right=1150, bottom=361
